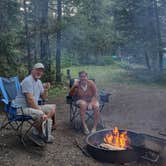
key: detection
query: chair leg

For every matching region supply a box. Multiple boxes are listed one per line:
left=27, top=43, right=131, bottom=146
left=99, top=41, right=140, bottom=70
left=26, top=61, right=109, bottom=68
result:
left=98, top=116, right=105, bottom=129
left=85, top=112, right=93, bottom=124
left=69, top=105, right=82, bottom=131
left=18, top=121, right=26, bottom=146
left=85, top=103, right=106, bottom=130
left=0, top=113, right=11, bottom=130
left=98, top=103, right=105, bottom=129
left=0, top=120, right=9, bottom=130
left=69, top=103, right=106, bottom=132
left=20, top=120, right=36, bottom=146
left=9, top=121, right=23, bottom=132
left=69, top=104, right=73, bottom=122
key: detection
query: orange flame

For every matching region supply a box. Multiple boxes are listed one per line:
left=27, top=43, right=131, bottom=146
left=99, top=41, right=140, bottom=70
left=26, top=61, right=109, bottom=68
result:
left=104, top=127, right=129, bottom=149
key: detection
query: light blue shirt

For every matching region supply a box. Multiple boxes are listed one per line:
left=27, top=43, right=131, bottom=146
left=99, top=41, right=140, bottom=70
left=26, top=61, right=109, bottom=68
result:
left=13, top=75, right=44, bottom=108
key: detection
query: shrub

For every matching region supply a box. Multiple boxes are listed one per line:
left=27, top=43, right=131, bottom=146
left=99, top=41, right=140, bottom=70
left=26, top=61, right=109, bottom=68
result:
left=96, top=56, right=114, bottom=65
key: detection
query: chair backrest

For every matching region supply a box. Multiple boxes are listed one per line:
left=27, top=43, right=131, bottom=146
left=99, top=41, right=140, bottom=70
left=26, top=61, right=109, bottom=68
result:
left=0, top=76, right=20, bottom=105
left=68, top=78, right=111, bottom=103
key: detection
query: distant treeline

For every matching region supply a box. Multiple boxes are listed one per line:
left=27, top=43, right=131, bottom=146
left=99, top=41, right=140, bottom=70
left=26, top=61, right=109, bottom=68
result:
left=0, top=0, right=166, bottom=82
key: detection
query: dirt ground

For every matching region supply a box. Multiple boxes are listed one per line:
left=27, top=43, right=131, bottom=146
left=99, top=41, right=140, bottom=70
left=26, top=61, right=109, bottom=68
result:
left=0, top=83, right=166, bottom=166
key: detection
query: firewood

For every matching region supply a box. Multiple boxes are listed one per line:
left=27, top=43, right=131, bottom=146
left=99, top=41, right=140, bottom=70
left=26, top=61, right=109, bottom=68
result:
left=100, top=143, right=125, bottom=150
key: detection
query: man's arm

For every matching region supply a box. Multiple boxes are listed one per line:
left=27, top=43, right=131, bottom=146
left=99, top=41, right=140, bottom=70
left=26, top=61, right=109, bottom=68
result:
left=41, top=82, right=50, bottom=100
left=25, top=93, right=40, bottom=109
left=41, top=89, right=48, bottom=100
left=25, top=92, right=48, bottom=120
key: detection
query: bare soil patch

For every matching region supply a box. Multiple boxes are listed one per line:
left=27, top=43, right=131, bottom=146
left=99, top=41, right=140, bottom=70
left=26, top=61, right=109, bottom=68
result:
left=0, top=83, right=166, bottom=166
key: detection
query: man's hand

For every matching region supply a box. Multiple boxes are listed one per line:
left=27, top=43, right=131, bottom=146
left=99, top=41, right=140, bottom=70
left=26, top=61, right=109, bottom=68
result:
left=42, top=114, right=48, bottom=121
left=43, top=82, right=51, bottom=90
left=41, top=82, right=50, bottom=100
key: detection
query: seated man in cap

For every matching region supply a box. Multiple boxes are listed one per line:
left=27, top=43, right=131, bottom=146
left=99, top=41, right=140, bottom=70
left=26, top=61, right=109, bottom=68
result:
left=13, top=63, right=56, bottom=145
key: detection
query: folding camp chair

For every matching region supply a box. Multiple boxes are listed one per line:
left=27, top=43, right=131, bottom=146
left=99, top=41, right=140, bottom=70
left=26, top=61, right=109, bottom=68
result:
left=0, top=76, right=34, bottom=145
left=66, top=78, right=111, bottom=132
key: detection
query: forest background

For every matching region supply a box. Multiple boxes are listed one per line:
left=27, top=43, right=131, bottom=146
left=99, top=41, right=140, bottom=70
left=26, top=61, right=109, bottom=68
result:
left=1, top=0, right=166, bottom=86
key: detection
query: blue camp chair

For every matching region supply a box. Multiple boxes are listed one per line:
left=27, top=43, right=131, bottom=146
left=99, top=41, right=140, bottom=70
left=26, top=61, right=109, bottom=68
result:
left=66, top=78, right=111, bottom=132
left=0, top=76, right=34, bottom=145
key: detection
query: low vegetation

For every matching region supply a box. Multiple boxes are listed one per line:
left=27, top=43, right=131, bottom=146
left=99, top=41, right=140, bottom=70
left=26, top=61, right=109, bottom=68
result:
left=49, top=63, right=166, bottom=98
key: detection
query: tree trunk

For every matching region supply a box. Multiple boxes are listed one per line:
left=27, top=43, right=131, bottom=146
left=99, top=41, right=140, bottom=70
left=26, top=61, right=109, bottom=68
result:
left=23, top=0, right=31, bottom=74
left=33, top=0, right=40, bottom=62
left=56, top=0, right=62, bottom=83
left=153, top=0, right=163, bottom=71
left=39, top=0, right=50, bottom=73
left=144, top=51, right=151, bottom=70
left=146, top=0, right=159, bottom=72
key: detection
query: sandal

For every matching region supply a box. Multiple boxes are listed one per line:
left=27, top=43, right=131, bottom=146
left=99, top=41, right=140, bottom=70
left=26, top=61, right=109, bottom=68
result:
left=83, top=125, right=90, bottom=135
left=91, top=127, right=96, bottom=133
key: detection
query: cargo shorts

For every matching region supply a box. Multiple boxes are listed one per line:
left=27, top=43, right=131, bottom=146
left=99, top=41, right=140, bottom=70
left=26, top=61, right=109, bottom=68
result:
left=17, top=104, right=56, bottom=120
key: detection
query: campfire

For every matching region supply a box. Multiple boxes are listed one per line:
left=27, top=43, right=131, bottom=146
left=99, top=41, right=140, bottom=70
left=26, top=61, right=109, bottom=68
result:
left=86, top=128, right=164, bottom=163
left=100, top=127, right=130, bottom=150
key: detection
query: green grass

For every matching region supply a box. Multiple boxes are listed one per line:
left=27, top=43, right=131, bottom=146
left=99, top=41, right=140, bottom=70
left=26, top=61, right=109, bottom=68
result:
left=63, top=64, right=166, bottom=87
left=49, top=63, right=166, bottom=98
left=49, top=84, right=68, bottom=98
left=63, top=64, right=124, bottom=88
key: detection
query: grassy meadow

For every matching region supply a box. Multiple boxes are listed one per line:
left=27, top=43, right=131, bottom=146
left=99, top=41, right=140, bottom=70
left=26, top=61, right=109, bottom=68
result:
left=63, top=65, right=125, bottom=89
left=49, top=63, right=166, bottom=98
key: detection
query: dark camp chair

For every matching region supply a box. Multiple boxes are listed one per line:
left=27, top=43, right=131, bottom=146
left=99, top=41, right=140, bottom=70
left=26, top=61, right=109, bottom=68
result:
left=66, top=78, right=111, bottom=132
left=0, top=76, right=34, bottom=145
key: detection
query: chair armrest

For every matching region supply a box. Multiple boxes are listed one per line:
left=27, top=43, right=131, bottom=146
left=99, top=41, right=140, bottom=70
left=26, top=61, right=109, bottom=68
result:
left=38, top=99, right=46, bottom=105
left=66, top=95, right=73, bottom=104
left=10, top=105, right=25, bottom=116
left=99, top=92, right=111, bottom=103
left=66, top=94, right=79, bottom=104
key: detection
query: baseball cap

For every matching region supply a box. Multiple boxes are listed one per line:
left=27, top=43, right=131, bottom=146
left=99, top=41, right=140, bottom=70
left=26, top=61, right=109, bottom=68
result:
left=33, top=63, right=45, bottom=70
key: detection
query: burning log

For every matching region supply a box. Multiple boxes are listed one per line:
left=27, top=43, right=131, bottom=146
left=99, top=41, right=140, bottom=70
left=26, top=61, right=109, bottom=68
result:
left=100, top=143, right=126, bottom=150
left=103, top=127, right=130, bottom=149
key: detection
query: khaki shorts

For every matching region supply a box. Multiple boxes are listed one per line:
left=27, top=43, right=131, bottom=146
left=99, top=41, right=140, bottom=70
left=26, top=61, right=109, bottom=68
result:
left=17, top=104, right=55, bottom=120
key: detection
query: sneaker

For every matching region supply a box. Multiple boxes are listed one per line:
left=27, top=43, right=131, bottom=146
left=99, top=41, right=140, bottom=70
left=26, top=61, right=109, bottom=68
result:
left=83, top=125, right=90, bottom=135
left=91, top=128, right=96, bottom=133
left=28, top=133, right=45, bottom=147
left=41, top=134, right=54, bottom=144
left=47, top=135, right=54, bottom=143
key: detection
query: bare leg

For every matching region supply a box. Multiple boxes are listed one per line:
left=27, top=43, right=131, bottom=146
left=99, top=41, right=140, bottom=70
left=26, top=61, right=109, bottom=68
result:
left=51, top=105, right=56, bottom=129
left=46, top=106, right=56, bottom=119
left=79, top=101, right=88, bottom=129
left=91, top=100, right=100, bottom=132
left=45, top=104, right=56, bottom=129
left=92, top=106, right=100, bottom=130
left=33, top=117, right=45, bottom=134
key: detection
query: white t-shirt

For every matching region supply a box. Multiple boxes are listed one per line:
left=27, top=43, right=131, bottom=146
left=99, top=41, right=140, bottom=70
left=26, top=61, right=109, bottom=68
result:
left=13, top=75, right=44, bottom=108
